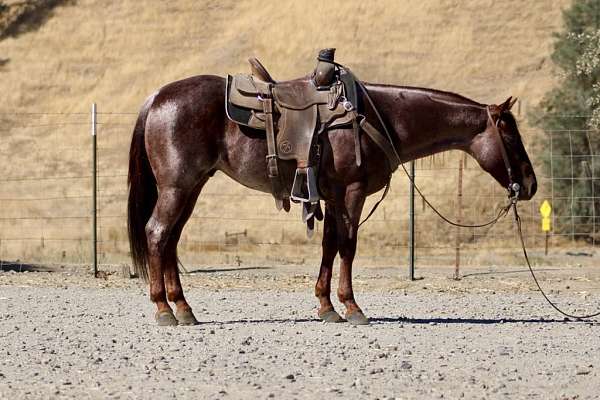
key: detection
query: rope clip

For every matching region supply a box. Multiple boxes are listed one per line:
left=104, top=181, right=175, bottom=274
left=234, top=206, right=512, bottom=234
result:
left=508, top=182, right=520, bottom=205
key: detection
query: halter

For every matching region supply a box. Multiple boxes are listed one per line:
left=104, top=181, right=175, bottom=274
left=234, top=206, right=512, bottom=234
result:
left=486, top=106, right=520, bottom=203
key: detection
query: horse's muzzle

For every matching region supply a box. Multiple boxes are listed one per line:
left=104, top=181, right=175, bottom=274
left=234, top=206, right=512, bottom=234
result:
left=515, top=163, right=537, bottom=201
left=518, top=175, right=537, bottom=200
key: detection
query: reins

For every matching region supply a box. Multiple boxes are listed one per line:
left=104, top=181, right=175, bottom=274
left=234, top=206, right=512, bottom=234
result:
left=356, top=77, right=600, bottom=320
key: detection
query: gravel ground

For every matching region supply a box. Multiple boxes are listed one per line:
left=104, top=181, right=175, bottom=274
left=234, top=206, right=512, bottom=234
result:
left=1, top=264, right=600, bottom=399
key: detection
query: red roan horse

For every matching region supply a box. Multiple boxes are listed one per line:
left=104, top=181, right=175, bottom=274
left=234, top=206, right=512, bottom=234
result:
left=127, top=75, right=537, bottom=326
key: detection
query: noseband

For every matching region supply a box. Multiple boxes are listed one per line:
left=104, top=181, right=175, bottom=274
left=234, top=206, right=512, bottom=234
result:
left=486, top=107, right=520, bottom=202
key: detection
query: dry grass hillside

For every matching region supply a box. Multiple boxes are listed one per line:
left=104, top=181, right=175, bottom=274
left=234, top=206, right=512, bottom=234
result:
left=0, top=0, right=572, bottom=267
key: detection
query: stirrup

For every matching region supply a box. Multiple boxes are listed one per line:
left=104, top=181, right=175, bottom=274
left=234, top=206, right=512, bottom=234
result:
left=291, top=167, right=319, bottom=203
left=290, top=167, right=319, bottom=203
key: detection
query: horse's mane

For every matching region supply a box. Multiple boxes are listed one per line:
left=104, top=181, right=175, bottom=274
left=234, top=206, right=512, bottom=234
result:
left=365, top=83, right=486, bottom=109
left=364, top=83, right=489, bottom=167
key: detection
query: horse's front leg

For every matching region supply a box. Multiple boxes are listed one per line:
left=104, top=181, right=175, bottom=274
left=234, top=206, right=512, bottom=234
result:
left=336, top=182, right=369, bottom=325
left=315, top=202, right=344, bottom=323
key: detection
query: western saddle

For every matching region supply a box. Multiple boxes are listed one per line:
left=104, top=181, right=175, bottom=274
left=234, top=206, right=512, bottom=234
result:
left=225, top=48, right=399, bottom=233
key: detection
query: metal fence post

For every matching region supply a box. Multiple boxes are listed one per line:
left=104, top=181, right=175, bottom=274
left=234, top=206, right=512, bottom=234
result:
left=408, top=160, right=415, bottom=280
left=91, top=103, right=98, bottom=278
left=454, top=155, right=464, bottom=280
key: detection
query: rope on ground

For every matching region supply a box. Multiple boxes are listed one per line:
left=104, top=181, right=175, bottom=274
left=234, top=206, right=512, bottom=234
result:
left=513, top=204, right=600, bottom=320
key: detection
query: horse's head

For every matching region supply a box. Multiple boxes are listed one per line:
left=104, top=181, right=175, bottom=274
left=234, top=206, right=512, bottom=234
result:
left=469, top=97, right=537, bottom=200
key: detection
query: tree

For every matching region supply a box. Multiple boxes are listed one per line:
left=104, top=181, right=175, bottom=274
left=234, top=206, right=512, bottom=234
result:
left=576, top=29, right=600, bottom=128
left=532, top=0, right=600, bottom=242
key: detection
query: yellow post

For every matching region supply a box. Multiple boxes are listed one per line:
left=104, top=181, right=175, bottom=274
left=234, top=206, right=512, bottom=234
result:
left=540, top=200, right=552, bottom=255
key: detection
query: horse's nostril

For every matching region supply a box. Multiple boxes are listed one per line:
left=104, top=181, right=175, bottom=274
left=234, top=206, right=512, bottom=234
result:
left=529, top=180, right=537, bottom=197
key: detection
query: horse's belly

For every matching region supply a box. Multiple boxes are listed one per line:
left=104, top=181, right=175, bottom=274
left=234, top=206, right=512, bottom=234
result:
left=217, top=124, right=275, bottom=194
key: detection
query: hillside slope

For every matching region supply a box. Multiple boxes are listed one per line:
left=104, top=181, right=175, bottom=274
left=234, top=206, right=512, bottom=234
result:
left=0, top=0, right=571, bottom=265
left=0, top=0, right=570, bottom=111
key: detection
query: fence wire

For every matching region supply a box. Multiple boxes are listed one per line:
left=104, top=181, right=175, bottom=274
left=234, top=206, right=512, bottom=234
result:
left=0, top=111, right=597, bottom=271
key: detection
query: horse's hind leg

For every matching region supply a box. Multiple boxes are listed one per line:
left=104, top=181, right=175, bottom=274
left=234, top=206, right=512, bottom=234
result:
left=315, top=202, right=344, bottom=323
left=146, top=184, right=198, bottom=326
left=163, top=178, right=208, bottom=326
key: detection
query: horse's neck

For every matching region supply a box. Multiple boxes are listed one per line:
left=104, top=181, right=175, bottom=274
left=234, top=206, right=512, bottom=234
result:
left=366, top=84, right=487, bottom=161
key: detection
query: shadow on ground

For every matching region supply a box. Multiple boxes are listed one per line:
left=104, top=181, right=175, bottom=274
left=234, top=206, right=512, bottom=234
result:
left=200, top=316, right=586, bottom=326
left=461, top=268, right=559, bottom=278
left=0, top=261, right=53, bottom=273
left=185, top=266, right=273, bottom=274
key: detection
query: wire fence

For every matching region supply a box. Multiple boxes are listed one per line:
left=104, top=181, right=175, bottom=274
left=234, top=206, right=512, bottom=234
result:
left=0, top=109, right=597, bottom=274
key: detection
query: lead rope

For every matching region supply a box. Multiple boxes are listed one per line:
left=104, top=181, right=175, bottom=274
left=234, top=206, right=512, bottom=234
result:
left=353, top=70, right=512, bottom=229
left=512, top=202, right=600, bottom=320
left=400, top=162, right=512, bottom=228
left=352, top=68, right=599, bottom=319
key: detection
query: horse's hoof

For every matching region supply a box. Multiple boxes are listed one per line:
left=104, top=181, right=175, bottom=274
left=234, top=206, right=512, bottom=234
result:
left=319, top=310, right=345, bottom=323
left=176, top=309, right=199, bottom=326
left=346, top=310, right=370, bottom=326
left=155, top=310, right=178, bottom=326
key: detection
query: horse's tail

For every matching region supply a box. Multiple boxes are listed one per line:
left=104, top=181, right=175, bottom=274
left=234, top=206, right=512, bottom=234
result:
left=127, top=94, right=157, bottom=281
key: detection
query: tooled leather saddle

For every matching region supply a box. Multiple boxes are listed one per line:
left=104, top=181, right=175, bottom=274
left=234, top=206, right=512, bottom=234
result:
left=225, top=48, right=399, bottom=235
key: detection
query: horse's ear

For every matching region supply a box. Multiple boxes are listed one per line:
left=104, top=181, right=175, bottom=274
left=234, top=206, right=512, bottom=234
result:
left=500, top=96, right=517, bottom=112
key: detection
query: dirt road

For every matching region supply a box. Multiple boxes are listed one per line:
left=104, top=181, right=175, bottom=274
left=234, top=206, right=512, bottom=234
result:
left=0, top=264, right=599, bottom=399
